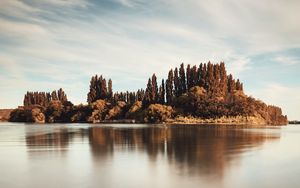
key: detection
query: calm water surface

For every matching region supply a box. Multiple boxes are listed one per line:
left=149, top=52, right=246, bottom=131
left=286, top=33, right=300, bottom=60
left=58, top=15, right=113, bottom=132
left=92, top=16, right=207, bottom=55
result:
left=0, top=123, right=300, bottom=188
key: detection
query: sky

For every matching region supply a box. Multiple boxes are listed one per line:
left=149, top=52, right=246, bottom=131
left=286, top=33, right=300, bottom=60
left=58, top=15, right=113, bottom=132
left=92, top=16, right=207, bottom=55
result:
left=0, top=0, right=299, bottom=120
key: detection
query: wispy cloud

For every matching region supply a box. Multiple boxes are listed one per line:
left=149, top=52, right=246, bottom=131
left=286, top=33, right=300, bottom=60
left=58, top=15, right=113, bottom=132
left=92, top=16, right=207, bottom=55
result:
left=33, top=0, right=90, bottom=7
left=0, top=0, right=299, bottom=119
left=274, top=56, right=299, bottom=66
left=0, top=1, right=39, bottom=18
left=250, top=83, right=300, bottom=120
left=114, top=0, right=142, bottom=7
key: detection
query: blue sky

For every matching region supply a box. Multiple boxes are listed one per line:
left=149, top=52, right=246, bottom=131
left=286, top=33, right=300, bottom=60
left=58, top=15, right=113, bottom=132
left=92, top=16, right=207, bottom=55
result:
left=0, top=0, right=299, bottom=120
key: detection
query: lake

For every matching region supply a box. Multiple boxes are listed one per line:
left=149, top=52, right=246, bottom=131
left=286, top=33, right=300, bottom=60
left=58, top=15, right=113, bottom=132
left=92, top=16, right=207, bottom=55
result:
left=0, top=123, right=299, bottom=188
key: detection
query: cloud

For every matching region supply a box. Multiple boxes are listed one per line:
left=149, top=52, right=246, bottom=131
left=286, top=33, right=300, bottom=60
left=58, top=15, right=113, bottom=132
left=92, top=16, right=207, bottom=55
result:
left=34, top=0, right=90, bottom=7
left=224, top=56, right=251, bottom=78
left=114, top=0, right=142, bottom=7
left=0, top=17, right=49, bottom=40
left=0, top=1, right=39, bottom=18
left=274, top=56, right=299, bottom=65
left=249, top=83, right=300, bottom=120
left=165, top=0, right=300, bottom=54
left=0, top=0, right=299, bottom=119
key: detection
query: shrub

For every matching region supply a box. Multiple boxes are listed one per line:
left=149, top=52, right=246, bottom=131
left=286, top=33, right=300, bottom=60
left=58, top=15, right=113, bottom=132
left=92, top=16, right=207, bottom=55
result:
left=87, top=99, right=109, bottom=122
left=125, top=101, right=143, bottom=119
left=105, top=101, right=127, bottom=120
left=45, top=100, right=63, bottom=123
left=144, top=104, right=173, bottom=123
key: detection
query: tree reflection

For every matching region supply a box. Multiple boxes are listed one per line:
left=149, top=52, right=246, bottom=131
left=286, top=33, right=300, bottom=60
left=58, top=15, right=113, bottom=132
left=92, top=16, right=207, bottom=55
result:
left=25, top=125, right=280, bottom=178
left=88, top=125, right=280, bottom=177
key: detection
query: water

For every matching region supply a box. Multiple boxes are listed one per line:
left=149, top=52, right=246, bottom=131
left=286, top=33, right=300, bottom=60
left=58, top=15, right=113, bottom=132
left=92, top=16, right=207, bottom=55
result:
left=0, top=123, right=299, bottom=188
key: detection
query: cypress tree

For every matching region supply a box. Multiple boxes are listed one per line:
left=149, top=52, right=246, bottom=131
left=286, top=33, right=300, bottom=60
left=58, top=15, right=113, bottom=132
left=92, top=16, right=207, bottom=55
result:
left=197, top=63, right=203, bottom=87
left=219, top=62, right=228, bottom=97
left=179, top=63, right=186, bottom=95
left=213, top=64, right=221, bottom=96
left=87, top=76, right=97, bottom=103
left=186, top=64, right=192, bottom=90
left=174, top=68, right=180, bottom=97
left=136, top=89, right=145, bottom=101
left=162, top=79, right=165, bottom=104
left=200, top=63, right=207, bottom=88
left=151, top=74, right=158, bottom=103
left=143, top=78, right=152, bottom=106
left=158, top=79, right=165, bottom=104
left=166, top=69, right=174, bottom=104
left=100, top=78, right=107, bottom=99
left=57, top=88, right=67, bottom=102
left=236, top=79, right=243, bottom=91
left=108, top=79, right=113, bottom=100
left=23, top=89, right=68, bottom=107
left=191, top=65, right=197, bottom=89
left=51, top=91, right=58, bottom=101
left=227, top=74, right=235, bottom=93
left=205, top=62, right=214, bottom=93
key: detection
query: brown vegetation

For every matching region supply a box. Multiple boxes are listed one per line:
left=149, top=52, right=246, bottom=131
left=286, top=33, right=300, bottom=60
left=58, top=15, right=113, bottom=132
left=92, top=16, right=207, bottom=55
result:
left=0, top=109, right=13, bottom=122
left=144, top=104, right=174, bottom=123
left=9, top=62, right=288, bottom=125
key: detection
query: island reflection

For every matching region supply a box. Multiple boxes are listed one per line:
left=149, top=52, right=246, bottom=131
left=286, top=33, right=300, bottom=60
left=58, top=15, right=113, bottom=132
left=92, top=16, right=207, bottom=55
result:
left=25, top=125, right=280, bottom=178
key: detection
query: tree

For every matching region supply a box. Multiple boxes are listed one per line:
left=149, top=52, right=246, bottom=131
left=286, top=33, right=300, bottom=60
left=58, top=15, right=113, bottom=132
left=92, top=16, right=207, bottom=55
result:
left=236, top=79, right=243, bottom=91
left=199, top=63, right=207, bottom=88
left=219, top=62, right=228, bottom=97
left=174, top=68, right=180, bottom=97
left=100, top=78, right=107, bottom=99
left=186, top=64, right=192, bottom=90
left=212, top=64, right=221, bottom=96
left=143, top=78, right=152, bottom=107
left=108, top=79, right=113, bottom=100
left=136, top=89, right=145, bottom=101
left=158, top=79, right=165, bottom=104
left=227, top=74, right=235, bottom=93
left=191, top=65, right=197, bottom=89
left=51, top=91, right=58, bottom=101
left=205, top=61, right=214, bottom=94
left=57, top=88, right=67, bottom=102
left=151, top=74, right=158, bottom=103
left=23, top=89, right=68, bottom=107
left=87, top=76, right=97, bottom=104
left=179, top=63, right=186, bottom=95
left=166, top=69, right=174, bottom=104
left=87, top=75, right=112, bottom=103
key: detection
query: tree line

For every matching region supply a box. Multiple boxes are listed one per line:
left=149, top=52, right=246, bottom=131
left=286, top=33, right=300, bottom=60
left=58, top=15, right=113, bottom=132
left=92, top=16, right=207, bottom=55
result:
left=23, top=88, right=67, bottom=107
left=86, top=62, right=243, bottom=106
left=10, top=62, right=287, bottom=125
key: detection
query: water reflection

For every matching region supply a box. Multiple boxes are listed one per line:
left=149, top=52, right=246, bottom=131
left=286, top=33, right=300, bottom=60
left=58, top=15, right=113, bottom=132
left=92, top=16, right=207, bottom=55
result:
left=25, top=125, right=280, bottom=179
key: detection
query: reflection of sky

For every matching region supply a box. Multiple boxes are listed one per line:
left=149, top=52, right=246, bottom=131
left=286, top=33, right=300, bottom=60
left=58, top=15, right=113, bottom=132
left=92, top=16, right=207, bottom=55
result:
left=0, top=0, right=299, bottom=119
left=0, top=124, right=300, bottom=187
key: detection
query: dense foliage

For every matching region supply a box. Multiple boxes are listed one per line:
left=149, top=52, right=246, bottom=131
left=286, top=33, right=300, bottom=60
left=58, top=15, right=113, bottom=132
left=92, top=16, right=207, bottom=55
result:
left=9, top=62, right=288, bottom=125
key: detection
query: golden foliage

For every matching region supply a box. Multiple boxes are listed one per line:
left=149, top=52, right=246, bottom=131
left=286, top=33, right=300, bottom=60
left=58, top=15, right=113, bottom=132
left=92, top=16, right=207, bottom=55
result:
left=105, top=101, right=127, bottom=120
left=144, top=104, right=174, bottom=123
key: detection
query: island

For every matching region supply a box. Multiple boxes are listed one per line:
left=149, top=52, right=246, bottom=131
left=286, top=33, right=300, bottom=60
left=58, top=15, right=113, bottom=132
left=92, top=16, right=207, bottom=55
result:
left=8, top=62, right=288, bottom=125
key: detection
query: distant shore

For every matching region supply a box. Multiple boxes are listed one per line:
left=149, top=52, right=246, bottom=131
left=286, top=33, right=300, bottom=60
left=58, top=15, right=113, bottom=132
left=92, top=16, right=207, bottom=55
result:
left=0, top=109, right=13, bottom=122
left=289, top=121, right=300, bottom=124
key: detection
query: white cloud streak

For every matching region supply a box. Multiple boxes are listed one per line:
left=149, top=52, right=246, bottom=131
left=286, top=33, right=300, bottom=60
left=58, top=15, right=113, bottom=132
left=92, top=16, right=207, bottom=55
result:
left=250, top=83, right=300, bottom=120
left=274, top=56, right=299, bottom=66
left=0, top=0, right=299, bottom=119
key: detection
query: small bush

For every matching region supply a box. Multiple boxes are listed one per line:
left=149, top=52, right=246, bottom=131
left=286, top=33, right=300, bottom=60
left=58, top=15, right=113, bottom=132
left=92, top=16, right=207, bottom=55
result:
left=144, top=104, right=173, bottom=123
left=105, top=101, right=127, bottom=120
